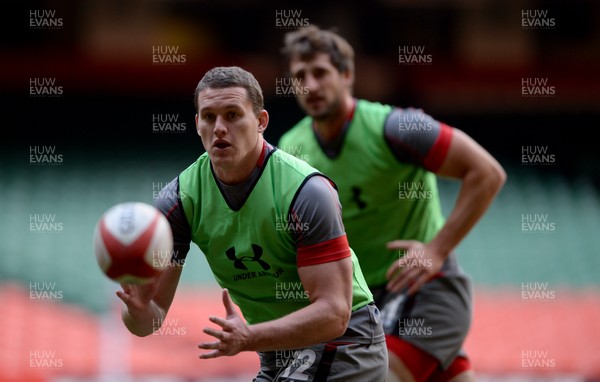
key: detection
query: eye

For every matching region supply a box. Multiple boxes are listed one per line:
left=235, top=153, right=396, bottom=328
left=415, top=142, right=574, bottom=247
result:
left=227, top=111, right=240, bottom=119
left=313, top=68, right=326, bottom=79
left=202, top=113, right=215, bottom=122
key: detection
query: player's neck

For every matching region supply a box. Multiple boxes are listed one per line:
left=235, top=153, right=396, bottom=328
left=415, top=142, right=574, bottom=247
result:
left=313, top=96, right=356, bottom=143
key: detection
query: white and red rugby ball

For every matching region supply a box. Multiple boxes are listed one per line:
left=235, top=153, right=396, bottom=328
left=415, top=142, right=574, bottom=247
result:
left=93, top=202, right=173, bottom=284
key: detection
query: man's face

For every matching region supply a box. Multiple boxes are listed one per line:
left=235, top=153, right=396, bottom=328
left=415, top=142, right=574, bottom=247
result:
left=289, top=52, right=352, bottom=121
left=195, top=87, right=267, bottom=179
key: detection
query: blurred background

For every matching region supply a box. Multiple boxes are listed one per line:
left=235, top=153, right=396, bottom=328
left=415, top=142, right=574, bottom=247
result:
left=2, top=0, right=599, bottom=381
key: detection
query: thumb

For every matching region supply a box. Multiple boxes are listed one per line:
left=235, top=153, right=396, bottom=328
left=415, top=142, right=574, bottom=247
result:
left=222, top=289, right=237, bottom=318
left=115, top=290, right=129, bottom=304
left=386, top=240, right=414, bottom=251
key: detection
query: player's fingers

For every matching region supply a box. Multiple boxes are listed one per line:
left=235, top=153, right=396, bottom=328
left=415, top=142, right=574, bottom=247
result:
left=203, top=326, right=227, bottom=340
left=386, top=268, right=415, bottom=292
left=386, top=256, right=416, bottom=281
left=385, top=259, right=403, bottom=280
left=408, top=272, right=430, bottom=296
left=208, top=315, right=230, bottom=329
left=222, top=289, right=237, bottom=318
left=399, top=267, right=420, bottom=289
left=198, top=340, right=221, bottom=350
left=199, top=350, right=223, bottom=359
left=115, top=290, right=130, bottom=304
left=386, top=240, right=415, bottom=250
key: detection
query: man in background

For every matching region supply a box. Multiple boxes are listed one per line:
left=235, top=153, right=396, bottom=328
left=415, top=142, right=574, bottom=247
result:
left=279, top=25, right=506, bottom=382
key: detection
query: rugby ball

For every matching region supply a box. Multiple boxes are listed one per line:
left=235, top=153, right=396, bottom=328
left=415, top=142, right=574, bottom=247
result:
left=93, top=202, right=173, bottom=284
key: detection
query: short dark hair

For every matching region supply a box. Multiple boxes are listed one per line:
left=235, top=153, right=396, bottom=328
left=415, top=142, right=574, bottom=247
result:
left=194, top=66, right=264, bottom=115
left=281, top=25, right=355, bottom=76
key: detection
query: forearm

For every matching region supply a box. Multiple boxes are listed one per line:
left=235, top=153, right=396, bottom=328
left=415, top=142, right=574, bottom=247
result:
left=431, top=166, right=505, bottom=256
left=119, top=265, right=182, bottom=336
left=246, top=298, right=350, bottom=352
left=121, top=299, right=166, bottom=337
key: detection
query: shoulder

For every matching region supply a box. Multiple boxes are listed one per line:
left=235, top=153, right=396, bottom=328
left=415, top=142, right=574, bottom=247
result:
left=180, top=152, right=209, bottom=174
left=383, top=107, right=454, bottom=170
left=177, top=153, right=211, bottom=212
left=278, top=116, right=312, bottom=147
left=353, top=99, right=394, bottom=136
left=271, top=148, right=320, bottom=177
left=355, top=99, right=393, bottom=118
left=291, top=174, right=346, bottom=249
left=295, top=175, right=338, bottom=203
left=154, top=177, right=180, bottom=214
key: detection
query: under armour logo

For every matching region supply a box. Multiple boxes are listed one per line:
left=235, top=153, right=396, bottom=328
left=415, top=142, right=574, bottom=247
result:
left=225, top=244, right=271, bottom=271
left=351, top=186, right=367, bottom=209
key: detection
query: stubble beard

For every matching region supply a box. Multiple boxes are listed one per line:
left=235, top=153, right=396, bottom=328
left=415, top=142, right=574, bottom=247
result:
left=305, top=96, right=342, bottom=124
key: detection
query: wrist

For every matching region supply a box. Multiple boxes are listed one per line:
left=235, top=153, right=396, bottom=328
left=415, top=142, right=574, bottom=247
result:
left=121, top=301, right=165, bottom=337
left=243, top=323, right=261, bottom=352
left=427, top=239, right=452, bottom=260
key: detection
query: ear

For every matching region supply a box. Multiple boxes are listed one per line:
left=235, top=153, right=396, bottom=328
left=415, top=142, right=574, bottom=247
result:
left=257, top=110, right=269, bottom=134
left=195, top=114, right=201, bottom=136
left=342, top=69, right=354, bottom=90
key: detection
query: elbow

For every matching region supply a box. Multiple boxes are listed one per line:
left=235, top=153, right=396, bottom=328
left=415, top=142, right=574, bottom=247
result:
left=335, top=310, right=351, bottom=338
left=121, top=307, right=163, bottom=337
left=494, top=159, right=507, bottom=187
left=490, top=161, right=507, bottom=195
left=327, top=301, right=351, bottom=339
left=133, top=328, right=155, bottom=338
left=477, top=160, right=506, bottom=199
left=125, top=323, right=156, bottom=338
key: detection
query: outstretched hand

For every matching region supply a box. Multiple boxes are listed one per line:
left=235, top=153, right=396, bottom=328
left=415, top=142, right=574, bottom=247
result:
left=116, top=277, right=160, bottom=312
left=385, top=240, right=445, bottom=295
left=198, top=289, right=251, bottom=359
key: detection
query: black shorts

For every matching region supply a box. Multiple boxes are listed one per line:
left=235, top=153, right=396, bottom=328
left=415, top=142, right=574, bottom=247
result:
left=253, top=303, right=388, bottom=381
left=372, top=274, right=473, bottom=369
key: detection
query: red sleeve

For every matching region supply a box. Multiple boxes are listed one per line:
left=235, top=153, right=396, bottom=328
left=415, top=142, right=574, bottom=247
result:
left=422, top=123, right=453, bottom=172
left=297, top=234, right=351, bottom=267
